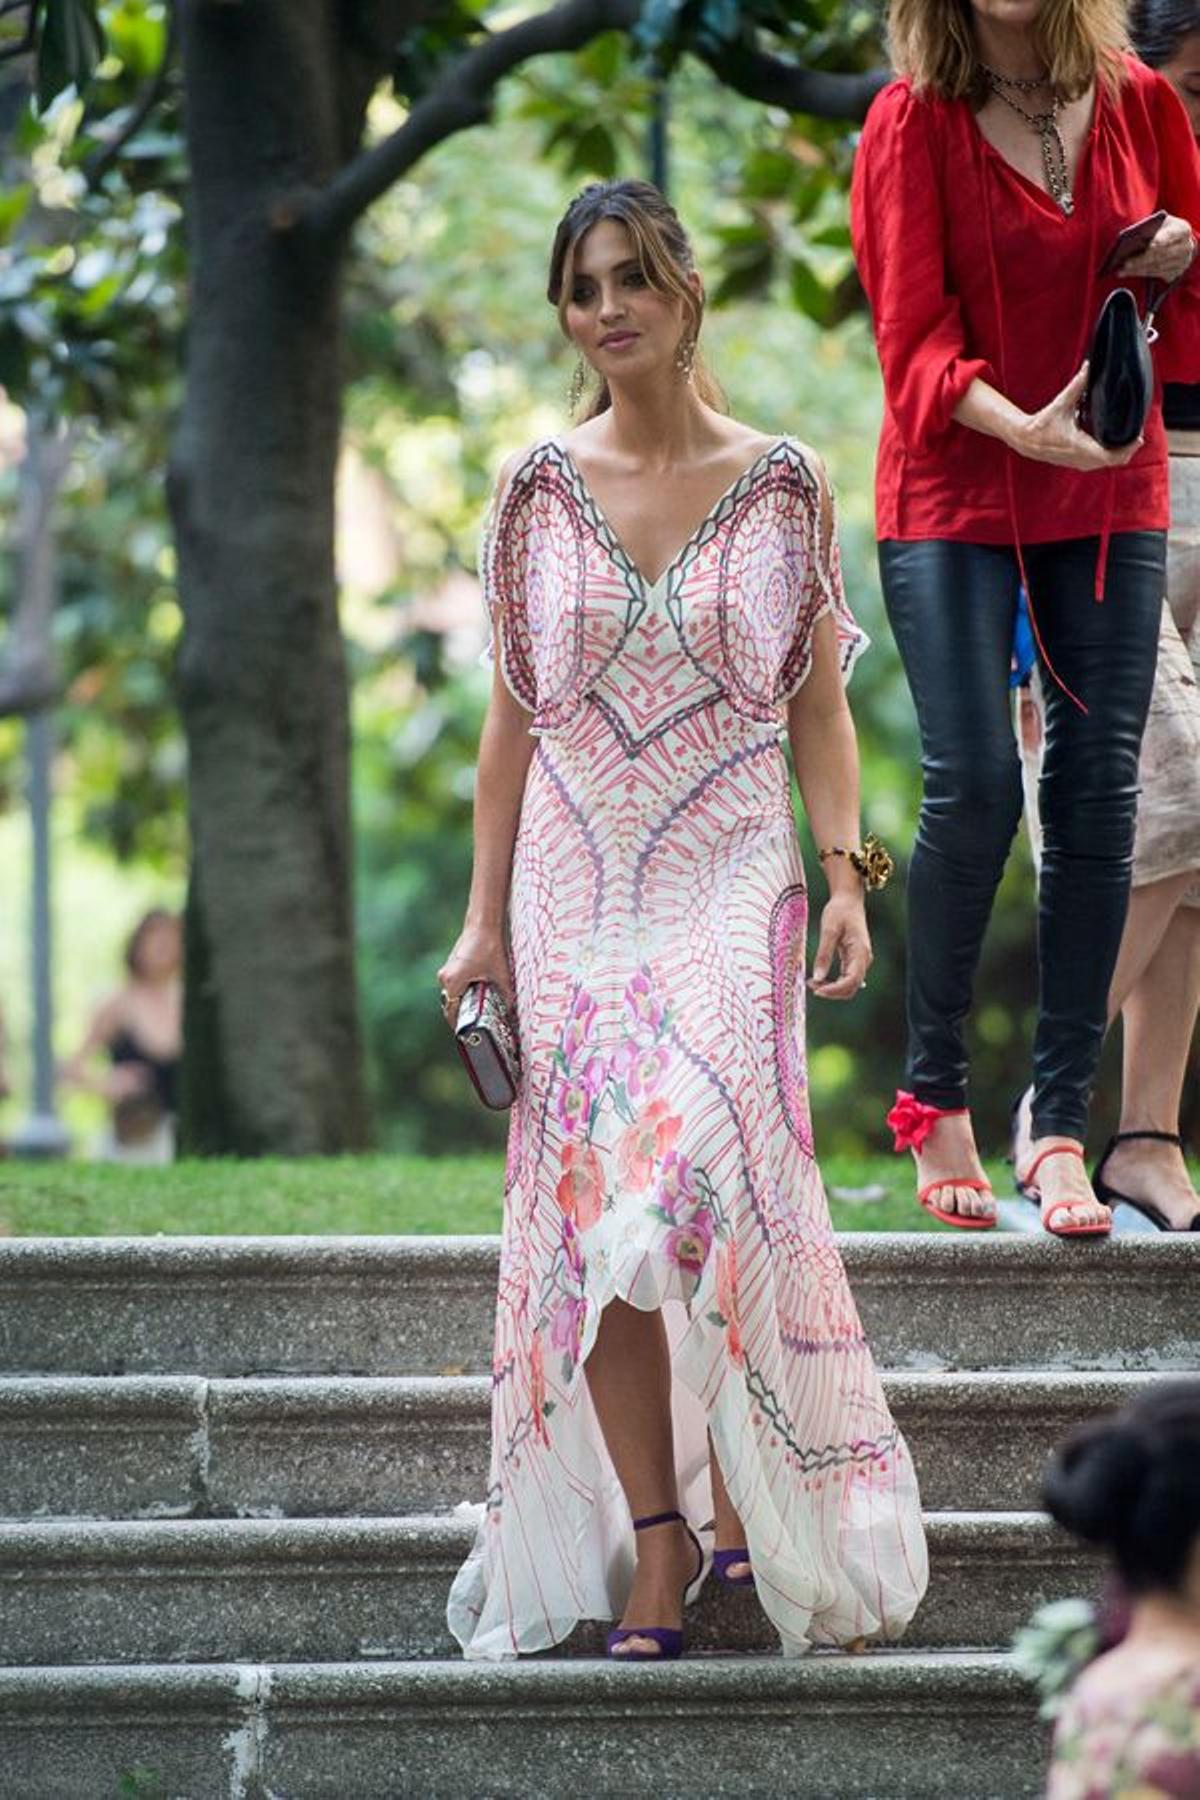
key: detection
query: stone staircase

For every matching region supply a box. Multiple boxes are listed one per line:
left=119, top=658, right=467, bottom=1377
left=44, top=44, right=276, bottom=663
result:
left=0, top=1233, right=1196, bottom=1798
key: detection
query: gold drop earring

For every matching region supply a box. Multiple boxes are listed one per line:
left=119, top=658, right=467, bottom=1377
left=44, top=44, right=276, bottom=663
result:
left=568, top=358, right=589, bottom=413
left=675, top=332, right=697, bottom=380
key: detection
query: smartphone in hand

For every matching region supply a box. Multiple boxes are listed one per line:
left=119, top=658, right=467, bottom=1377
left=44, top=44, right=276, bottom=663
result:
left=1099, top=209, right=1167, bottom=277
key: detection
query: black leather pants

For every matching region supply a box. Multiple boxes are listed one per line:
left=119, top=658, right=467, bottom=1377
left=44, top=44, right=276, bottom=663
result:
left=879, top=533, right=1165, bottom=1142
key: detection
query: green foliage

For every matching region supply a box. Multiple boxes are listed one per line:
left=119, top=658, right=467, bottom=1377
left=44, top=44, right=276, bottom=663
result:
left=0, top=3, right=184, bottom=419
left=354, top=663, right=506, bottom=1155
left=389, top=0, right=491, bottom=101
left=637, top=0, right=882, bottom=76
left=0, top=2, right=185, bottom=853
left=516, top=33, right=652, bottom=183
left=0, top=419, right=184, bottom=862
left=36, top=0, right=105, bottom=115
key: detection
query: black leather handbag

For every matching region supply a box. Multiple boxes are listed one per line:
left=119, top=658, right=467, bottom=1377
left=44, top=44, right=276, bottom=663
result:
left=1077, top=287, right=1155, bottom=449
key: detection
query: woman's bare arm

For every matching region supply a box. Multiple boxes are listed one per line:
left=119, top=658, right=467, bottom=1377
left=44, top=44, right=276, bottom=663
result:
left=952, top=366, right=1142, bottom=472
left=58, top=994, right=138, bottom=1100
left=786, top=609, right=872, bottom=1002
left=437, top=638, right=535, bottom=1016
left=438, top=449, right=540, bottom=1017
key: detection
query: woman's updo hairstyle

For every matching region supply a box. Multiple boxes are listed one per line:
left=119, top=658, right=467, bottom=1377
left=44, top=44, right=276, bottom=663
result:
left=1043, top=1380, right=1200, bottom=1593
left=1129, top=0, right=1199, bottom=63
left=546, top=179, right=724, bottom=421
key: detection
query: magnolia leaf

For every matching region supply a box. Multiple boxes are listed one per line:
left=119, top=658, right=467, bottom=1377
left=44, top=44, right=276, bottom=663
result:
left=0, top=184, right=33, bottom=245
left=564, top=122, right=618, bottom=180
left=789, top=254, right=835, bottom=326
left=808, top=220, right=852, bottom=249
left=37, top=0, right=106, bottom=114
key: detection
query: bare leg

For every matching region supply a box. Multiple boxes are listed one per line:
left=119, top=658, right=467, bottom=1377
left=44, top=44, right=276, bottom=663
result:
left=584, top=1298, right=696, bottom=1654
left=1013, top=872, right=1199, bottom=1227
left=1104, top=892, right=1200, bottom=1229
left=1107, top=872, right=1196, bottom=1019
left=709, top=1433, right=750, bottom=1580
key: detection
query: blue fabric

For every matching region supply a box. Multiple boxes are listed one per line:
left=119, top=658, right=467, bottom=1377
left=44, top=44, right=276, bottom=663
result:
left=1011, top=588, right=1036, bottom=687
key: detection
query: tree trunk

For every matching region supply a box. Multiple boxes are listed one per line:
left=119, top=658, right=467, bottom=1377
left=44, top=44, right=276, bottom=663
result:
left=170, top=0, right=372, bottom=1154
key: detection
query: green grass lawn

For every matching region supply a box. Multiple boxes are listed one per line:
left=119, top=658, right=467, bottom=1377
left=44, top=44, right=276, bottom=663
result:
left=0, top=1152, right=1025, bottom=1237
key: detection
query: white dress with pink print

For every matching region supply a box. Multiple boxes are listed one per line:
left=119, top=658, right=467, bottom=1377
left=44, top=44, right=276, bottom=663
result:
left=446, top=435, right=928, bottom=1659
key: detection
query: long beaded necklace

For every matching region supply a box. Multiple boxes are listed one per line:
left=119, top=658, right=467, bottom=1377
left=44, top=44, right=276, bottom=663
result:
left=981, top=64, right=1074, bottom=216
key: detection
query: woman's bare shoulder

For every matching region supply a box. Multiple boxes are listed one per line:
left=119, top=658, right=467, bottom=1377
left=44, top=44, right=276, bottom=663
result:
left=494, top=438, right=556, bottom=492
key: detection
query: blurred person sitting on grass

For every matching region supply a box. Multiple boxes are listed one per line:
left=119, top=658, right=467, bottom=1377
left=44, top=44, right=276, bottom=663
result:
left=1032, top=1381, right=1200, bottom=1798
left=60, top=908, right=182, bottom=1164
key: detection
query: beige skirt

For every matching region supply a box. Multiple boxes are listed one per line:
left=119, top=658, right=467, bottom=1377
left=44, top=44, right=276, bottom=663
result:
left=1019, top=433, right=1200, bottom=906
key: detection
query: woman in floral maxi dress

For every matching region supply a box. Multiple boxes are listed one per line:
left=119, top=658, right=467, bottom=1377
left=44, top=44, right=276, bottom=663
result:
left=440, top=181, right=927, bottom=1662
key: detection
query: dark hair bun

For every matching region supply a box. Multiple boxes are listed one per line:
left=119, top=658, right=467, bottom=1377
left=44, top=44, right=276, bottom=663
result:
left=1043, top=1423, right=1147, bottom=1546
left=1042, top=1382, right=1200, bottom=1594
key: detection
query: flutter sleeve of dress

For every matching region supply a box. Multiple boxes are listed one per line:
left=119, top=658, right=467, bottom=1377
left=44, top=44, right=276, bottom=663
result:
left=850, top=83, right=996, bottom=456
left=775, top=453, right=869, bottom=702
left=1150, top=70, right=1200, bottom=386
left=478, top=453, right=538, bottom=714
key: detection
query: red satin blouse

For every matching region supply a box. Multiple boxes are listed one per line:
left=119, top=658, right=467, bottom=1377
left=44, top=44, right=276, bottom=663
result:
left=850, top=57, right=1200, bottom=553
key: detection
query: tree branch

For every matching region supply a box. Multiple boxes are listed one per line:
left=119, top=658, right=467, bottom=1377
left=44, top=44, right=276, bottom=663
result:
left=284, top=2, right=889, bottom=246
left=694, top=39, right=890, bottom=123
left=287, top=0, right=642, bottom=243
left=84, top=0, right=179, bottom=189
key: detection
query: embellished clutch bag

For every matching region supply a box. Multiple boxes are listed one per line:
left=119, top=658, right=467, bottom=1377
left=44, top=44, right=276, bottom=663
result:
left=454, top=981, right=521, bottom=1110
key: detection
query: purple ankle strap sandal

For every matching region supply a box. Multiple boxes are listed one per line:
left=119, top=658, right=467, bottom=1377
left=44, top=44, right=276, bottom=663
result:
left=606, top=1509, right=704, bottom=1662
left=711, top=1547, right=755, bottom=1589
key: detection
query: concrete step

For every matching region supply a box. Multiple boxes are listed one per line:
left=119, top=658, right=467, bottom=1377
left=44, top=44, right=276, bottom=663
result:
left=0, top=1511, right=1094, bottom=1667
left=2, top=1233, right=1196, bottom=1377
left=0, top=1654, right=1043, bottom=1797
left=0, top=1369, right=1162, bottom=1521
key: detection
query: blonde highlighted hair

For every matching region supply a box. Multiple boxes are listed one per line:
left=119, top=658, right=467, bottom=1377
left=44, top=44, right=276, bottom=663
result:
left=886, top=0, right=1130, bottom=101
left=546, top=180, right=725, bottom=421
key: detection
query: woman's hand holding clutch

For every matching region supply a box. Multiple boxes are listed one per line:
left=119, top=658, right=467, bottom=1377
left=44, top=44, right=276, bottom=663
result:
left=437, top=925, right=513, bottom=1027
left=1013, top=365, right=1145, bottom=472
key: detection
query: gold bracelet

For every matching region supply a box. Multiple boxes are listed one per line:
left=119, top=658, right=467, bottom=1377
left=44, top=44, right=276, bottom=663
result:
left=817, top=832, right=894, bottom=892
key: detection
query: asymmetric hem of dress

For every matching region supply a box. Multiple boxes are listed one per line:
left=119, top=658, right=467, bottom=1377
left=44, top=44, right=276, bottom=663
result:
left=448, top=436, right=928, bottom=1661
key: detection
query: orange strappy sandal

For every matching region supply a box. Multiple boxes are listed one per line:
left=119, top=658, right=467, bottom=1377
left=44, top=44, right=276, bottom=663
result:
left=1018, top=1140, right=1112, bottom=1239
left=886, top=1091, right=997, bottom=1232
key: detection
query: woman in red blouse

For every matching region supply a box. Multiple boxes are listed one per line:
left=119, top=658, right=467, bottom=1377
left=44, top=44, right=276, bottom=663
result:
left=851, top=0, right=1200, bottom=1235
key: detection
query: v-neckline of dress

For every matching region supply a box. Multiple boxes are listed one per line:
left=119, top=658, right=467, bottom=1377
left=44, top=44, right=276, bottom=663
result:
left=967, top=81, right=1100, bottom=225
left=554, top=435, right=788, bottom=592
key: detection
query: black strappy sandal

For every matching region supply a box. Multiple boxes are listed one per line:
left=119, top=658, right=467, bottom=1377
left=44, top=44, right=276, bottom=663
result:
left=1092, top=1130, right=1200, bottom=1233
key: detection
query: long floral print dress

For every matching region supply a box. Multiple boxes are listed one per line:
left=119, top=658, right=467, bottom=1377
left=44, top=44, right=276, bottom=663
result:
left=446, top=435, right=928, bottom=1659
